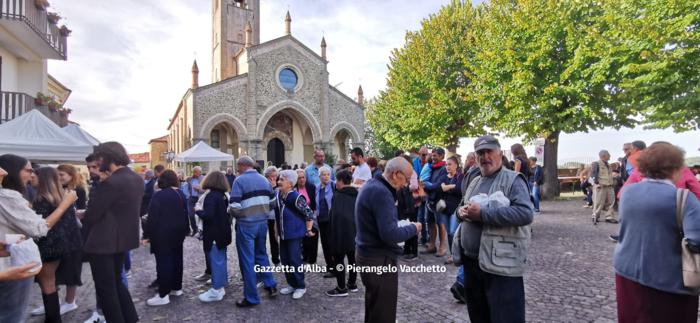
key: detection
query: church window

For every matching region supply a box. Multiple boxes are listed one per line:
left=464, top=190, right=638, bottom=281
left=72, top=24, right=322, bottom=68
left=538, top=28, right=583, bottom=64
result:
left=279, top=68, right=298, bottom=91
left=211, top=129, right=221, bottom=148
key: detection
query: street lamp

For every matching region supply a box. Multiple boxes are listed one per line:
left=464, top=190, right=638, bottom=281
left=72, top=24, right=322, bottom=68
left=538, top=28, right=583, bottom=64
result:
left=162, top=150, right=176, bottom=163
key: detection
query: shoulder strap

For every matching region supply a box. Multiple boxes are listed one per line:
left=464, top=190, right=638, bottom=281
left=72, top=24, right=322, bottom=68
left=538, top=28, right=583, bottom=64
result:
left=676, top=188, right=690, bottom=235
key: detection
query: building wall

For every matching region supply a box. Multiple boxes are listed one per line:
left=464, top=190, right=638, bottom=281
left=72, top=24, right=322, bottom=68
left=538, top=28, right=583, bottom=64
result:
left=150, top=141, right=168, bottom=169
left=0, top=47, right=19, bottom=92
left=17, top=59, right=47, bottom=95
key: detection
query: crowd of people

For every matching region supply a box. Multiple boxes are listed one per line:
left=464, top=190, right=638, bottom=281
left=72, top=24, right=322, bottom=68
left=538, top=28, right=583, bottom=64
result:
left=0, top=136, right=699, bottom=323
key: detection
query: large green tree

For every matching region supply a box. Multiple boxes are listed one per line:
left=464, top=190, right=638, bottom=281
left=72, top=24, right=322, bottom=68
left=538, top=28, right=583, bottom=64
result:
left=368, top=0, right=483, bottom=153
left=597, top=0, right=700, bottom=131
left=471, top=0, right=639, bottom=199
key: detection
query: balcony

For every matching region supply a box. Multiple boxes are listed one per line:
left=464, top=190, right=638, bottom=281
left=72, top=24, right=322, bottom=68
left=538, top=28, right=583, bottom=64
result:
left=0, top=91, right=33, bottom=124
left=0, top=0, right=68, bottom=60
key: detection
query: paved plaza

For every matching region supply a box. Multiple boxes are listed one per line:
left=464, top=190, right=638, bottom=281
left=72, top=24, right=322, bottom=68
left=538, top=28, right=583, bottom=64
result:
left=26, top=197, right=621, bottom=323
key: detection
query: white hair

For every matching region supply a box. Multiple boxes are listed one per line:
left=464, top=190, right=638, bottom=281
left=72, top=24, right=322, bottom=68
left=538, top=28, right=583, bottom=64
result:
left=192, top=166, right=202, bottom=172
left=319, top=165, right=332, bottom=175
left=237, top=156, right=256, bottom=168
left=279, top=169, right=298, bottom=187
left=383, top=157, right=411, bottom=176
left=264, top=166, right=278, bottom=178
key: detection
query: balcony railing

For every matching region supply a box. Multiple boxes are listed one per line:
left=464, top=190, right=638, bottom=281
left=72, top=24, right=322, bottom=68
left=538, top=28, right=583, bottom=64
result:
left=0, top=0, right=67, bottom=58
left=0, top=91, right=34, bottom=124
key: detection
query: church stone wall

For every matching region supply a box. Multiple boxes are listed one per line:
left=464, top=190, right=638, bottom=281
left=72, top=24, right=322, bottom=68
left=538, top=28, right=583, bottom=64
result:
left=250, top=42, right=325, bottom=120
left=329, top=87, right=365, bottom=143
left=193, top=76, right=248, bottom=139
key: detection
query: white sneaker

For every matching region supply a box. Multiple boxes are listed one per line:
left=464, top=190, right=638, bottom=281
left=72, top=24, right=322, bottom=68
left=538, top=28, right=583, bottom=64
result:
left=170, top=290, right=184, bottom=296
left=198, top=288, right=225, bottom=302
left=146, top=294, right=170, bottom=306
left=280, top=286, right=295, bottom=295
left=83, top=311, right=106, bottom=323
left=256, top=281, right=264, bottom=289
left=30, top=306, right=45, bottom=316
left=60, top=302, right=78, bottom=315
left=292, top=288, right=306, bottom=300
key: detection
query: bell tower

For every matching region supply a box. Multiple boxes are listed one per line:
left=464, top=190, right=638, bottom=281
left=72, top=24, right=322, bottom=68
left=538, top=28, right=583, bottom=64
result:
left=212, top=0, right=260, bottom=82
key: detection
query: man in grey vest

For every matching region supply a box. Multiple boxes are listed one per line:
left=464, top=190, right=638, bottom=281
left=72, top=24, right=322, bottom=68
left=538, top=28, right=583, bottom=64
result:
left=456, top=135, right=534, bottom=323
left=590, top=150, right=617, bottom=225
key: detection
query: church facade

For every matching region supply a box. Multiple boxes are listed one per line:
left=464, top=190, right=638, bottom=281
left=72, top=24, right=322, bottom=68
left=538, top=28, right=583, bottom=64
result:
left=167, top=0, right=365, bottom=168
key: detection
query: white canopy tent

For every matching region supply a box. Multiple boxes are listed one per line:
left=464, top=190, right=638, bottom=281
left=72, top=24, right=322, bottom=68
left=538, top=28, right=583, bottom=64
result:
left=174, top=141, right=234, bottom=163
left=0, top=110, right=93, bottom=162
left=62, top=123, right=100, bottom=146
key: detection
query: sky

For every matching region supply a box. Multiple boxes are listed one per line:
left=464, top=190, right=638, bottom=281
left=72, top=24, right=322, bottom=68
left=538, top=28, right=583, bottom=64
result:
left=46, top=0, right=699, bottom=162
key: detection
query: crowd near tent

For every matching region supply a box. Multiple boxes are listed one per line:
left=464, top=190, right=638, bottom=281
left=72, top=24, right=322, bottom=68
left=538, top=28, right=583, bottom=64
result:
left=0, top=110, right=94, bottom=162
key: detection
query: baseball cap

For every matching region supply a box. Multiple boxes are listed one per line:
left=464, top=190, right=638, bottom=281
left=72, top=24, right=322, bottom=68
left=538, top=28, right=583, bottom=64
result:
left=474, top=135, right=501, bottom=152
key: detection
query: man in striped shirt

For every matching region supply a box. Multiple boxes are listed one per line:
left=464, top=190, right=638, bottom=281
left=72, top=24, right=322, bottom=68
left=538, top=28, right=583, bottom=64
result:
left=229, top=156, right=278, bottom=307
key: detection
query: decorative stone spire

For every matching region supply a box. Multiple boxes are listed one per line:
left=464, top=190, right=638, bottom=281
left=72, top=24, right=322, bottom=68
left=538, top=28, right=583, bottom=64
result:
left=191, top=60, right=199, bottom=89
left=357, top=85, right=364, bottom=106
left=320, top=37, right=327, bottom=60
left=245, top=21, right=252, bottom=48
left=285, top=11, right=291, bottom=35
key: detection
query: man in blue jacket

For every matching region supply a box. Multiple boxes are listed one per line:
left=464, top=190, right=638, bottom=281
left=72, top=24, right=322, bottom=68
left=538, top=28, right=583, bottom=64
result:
left=355, top=157, right=421, bottom=323
left=422, top=148, right=448, bottom=255
left=228, top=156, right=278, bottom=307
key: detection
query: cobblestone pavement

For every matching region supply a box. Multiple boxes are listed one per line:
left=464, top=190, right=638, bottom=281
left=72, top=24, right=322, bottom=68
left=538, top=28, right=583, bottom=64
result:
left=26, top=197, right=621, bottom=322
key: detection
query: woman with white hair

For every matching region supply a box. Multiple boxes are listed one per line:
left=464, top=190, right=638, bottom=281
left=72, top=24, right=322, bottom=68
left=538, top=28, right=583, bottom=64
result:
left=315, top=166, right=336, bottom=277
left=274, top=170, right=316, bottom=299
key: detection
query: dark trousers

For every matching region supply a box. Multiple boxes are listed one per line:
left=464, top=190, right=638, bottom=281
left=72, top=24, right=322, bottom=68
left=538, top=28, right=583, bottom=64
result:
left=268, top=219, right=280, bottom=265
left=302, top=230, right=319, bottom=263
left=203, top=243, right=212, bottom=275
left=463, top=257, right=525, bottom=323
left=188, top=197, right=199, bottom=232
left=357, top=252, right=398, bottom=323
left=334, top=250, right=357, bottom=290
left=88, top=253, right=138, bottom=323
left=155, top=244, right=184, bottom=297
left=319, top=221, right=334, bottom=271
left=279, top=238, right=305, bottom=289
left=402, top=211, right=418, bottom=256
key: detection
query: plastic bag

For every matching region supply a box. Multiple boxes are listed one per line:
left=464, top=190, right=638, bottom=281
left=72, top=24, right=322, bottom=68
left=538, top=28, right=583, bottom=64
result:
left=9, top=239, right=42, bottom=273
left=468, top=191, right=511, bottom=209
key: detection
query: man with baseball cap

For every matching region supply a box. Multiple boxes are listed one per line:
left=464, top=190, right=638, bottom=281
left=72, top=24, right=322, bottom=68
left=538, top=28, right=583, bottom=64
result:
left=455, top=135, right=534, bottom=323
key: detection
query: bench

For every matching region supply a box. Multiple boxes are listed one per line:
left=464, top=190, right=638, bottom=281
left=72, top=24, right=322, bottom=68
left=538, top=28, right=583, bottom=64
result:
left=558, top=168, right=580, bottom=193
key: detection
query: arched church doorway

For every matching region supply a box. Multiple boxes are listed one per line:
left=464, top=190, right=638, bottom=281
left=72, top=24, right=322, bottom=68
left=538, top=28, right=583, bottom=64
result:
left=267, top=138, right=285, bottom=167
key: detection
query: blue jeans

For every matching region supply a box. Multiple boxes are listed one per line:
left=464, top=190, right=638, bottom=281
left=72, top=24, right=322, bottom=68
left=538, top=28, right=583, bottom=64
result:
left=447, top=212, right=458, bottom=254
left=457, top=265, right=464, bottom=286
left=0, top=277, right=32, bottom=322
left=279, top=238, right=305, bottom=289
left=417, top=202, right=428, bottom=244
left=531, top=185, right=540, bottom=211
left=236, top=221, right=277, bottom=304
left=209, top=245, right=228, bottom=289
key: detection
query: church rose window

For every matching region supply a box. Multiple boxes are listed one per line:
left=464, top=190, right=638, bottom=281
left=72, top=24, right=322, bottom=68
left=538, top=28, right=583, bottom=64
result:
left=279, top=68, right=298, bottom=91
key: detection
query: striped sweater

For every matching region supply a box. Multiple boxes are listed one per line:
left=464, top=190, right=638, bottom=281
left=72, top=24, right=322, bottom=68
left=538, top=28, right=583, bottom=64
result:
left=228, top=169, right=275, bottom=223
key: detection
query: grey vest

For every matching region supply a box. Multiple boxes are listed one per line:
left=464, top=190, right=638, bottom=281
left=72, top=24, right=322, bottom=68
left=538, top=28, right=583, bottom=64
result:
left=459, top=169, right=531, bottom=277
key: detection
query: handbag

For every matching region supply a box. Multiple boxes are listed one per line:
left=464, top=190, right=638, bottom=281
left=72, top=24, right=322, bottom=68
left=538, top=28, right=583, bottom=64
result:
left=675, top=188, right=700, bottom=289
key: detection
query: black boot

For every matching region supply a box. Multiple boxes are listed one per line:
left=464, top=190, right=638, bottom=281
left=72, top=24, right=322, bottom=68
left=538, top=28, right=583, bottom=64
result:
left=42, top=291, right=62, bottom=323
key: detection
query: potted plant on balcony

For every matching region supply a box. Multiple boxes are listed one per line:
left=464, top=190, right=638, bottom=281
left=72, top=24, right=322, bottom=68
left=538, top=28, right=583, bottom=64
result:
left=35, top=0, right=49, bottom=10
left=59, top=25, right=72, bottom=37
left=47, top=12, right=60, bottom=24
left=34, top=92, right=50, bottom=106
left=47, top=100, right=61, bottom=113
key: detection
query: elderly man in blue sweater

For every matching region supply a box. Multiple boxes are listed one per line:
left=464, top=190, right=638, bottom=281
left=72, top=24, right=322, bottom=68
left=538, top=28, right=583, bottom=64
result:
left=456, top=135, right=534, bottom=323
left=228, top=156, right=278, bottom=307
left=355, top=157, right=421, bottom=323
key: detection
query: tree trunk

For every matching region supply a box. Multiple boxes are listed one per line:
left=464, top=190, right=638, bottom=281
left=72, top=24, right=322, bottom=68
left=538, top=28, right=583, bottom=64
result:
left=446, top=136, right=458, bottom=154
left=541, top=131, right=560, bottom=200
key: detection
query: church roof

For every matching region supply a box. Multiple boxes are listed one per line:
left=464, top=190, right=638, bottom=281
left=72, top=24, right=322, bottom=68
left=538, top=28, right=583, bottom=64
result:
left=249, top=34, right=327, bottom=64
left=330, top=86, right=365, bottom=110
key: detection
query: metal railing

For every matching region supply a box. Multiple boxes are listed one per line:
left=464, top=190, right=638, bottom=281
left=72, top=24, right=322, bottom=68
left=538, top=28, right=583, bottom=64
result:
left=0, top=91, right=34, bottom=124
left=0, top=0, right=68, bottom=58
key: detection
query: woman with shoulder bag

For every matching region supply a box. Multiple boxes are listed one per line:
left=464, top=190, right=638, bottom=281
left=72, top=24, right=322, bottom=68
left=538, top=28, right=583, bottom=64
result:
left=144, top=170, right=190, bottom=306
left=196, top=171, right=233, bottom=303
left=614, top=142, right=700, bottom=322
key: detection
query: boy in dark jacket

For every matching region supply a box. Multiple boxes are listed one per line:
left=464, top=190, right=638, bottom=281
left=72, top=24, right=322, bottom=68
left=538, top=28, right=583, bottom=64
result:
left=326, top=170, right=359, bottom=297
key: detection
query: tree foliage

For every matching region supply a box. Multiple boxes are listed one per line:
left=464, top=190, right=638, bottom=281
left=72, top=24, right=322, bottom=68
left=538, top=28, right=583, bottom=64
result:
left=368, top=0, right=482, bottom=151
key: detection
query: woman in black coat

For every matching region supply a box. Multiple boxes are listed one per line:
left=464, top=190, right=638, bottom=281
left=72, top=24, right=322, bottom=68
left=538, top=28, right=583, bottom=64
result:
left=325, top=169, right=358, bottom=297
left=294, top=169, right=318, bottom=264
left=145, top=170, right=190, bottom=306
left=196, top=171, right=232, bottom=303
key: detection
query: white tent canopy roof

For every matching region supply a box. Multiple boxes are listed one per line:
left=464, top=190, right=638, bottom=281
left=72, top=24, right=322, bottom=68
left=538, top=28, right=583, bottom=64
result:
left=174, top=141, right=234, bottom=162
left=62, top=123, right=100, bottom=146
left=0, top=110, right=93, bottom=162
